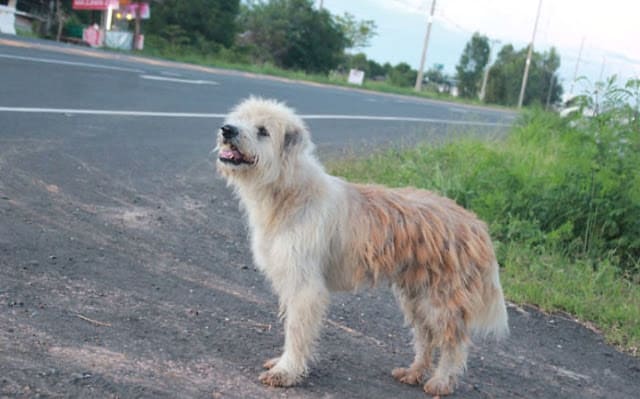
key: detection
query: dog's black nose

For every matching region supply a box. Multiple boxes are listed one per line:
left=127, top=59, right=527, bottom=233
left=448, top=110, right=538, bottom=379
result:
left=221, top=124, right=239, bottom=139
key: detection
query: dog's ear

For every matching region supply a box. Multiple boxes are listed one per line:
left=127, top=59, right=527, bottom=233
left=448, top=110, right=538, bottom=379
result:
left=283, top=130, right=300, bottom=151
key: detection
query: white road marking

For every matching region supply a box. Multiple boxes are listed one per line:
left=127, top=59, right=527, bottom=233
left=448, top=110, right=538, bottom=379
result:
left=159, top=71, right=182, bottom=77
left=0, top=107, right=225, bottom=118
left=0, top=107, right=511, bottom=126
left=0, top=53, right=144, bottom=73
left=139, top=74, right=218, bottom=85
left=303, top=114, right=510, bottom=127
left=448, top=107, right=469, bottom=114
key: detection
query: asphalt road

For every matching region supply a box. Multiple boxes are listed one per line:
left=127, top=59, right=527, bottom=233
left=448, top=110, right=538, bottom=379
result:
left=1, top=35, right=639, bottom=399
left=0, top=35, right=515, bottom=153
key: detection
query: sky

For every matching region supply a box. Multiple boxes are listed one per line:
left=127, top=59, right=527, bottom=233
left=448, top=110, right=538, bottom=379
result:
left=321, top=0, right=640, bottom=95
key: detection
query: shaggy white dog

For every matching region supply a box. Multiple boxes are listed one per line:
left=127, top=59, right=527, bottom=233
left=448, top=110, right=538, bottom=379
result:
left=216, top=97, right=508, bottom=396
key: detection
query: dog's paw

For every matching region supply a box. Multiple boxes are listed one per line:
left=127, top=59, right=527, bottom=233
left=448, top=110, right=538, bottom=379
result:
left=424, top=376, right=455, bottom=396
left=259, top=368, right=300, bottom=387
left=391, top=367, right=423, bottom=385
left=262, top=356, right=281, bottom=370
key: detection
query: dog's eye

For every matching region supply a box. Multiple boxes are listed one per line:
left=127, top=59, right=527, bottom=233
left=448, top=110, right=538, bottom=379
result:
left=257, top=126, right=269, bottom=138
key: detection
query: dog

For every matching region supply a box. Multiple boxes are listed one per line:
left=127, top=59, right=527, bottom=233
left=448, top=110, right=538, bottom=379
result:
left=215, top=97, right=508, bottom=396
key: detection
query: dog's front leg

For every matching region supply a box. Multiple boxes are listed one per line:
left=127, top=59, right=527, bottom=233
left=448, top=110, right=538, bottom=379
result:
left=259, top=279, right=329, bottom=387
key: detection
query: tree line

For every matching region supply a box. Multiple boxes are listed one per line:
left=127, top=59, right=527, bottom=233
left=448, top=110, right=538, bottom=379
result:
left=20, top=0, right=563, bottom=107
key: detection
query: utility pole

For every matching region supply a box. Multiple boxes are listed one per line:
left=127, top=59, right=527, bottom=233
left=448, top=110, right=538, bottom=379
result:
left=46, top=0, right=54, bottom=35
left=598, top=55, right=607, bottom=82
left=414, top=0, right=437, bottom=92
left=479, top=39, right=500, bottom=102
left=55, top=0, right=64, bottom=41
left=569, top=37, right=585, bottom=95
left=132, top=4, right=142, bottom=50
left=545, top=74, right=555, bottom=110
left=517, top=0, right=543, bottom=109
left=318, top=0, right=323, bottom=10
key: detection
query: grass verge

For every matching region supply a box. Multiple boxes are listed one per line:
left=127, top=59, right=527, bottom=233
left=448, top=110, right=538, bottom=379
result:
left=329, top=109, right=640, bottom=355
left=501, top=243, right=639, bottom=355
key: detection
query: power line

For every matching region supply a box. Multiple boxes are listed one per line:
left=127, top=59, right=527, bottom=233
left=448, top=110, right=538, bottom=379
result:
left=437, top=13, right=473, bottom=34
left=389, top=0, right=429, bottom=13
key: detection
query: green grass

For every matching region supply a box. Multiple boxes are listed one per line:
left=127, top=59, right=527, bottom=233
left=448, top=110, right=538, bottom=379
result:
left=501, top=243, right=639, bottom=355
left=330, top=109, right=640, bottom=355
left=16, top=28, right=39, bottom=39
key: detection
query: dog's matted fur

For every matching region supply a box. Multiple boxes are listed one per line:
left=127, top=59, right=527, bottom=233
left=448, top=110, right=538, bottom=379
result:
left=215, top=97, right=508, bottom=396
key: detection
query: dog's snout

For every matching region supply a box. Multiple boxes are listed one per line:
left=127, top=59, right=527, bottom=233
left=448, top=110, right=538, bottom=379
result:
left=221, top=124, right=239, bottom=139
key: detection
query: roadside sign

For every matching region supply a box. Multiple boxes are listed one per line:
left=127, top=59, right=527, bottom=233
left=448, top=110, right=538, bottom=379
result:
left=72, top=0, right=119, bottom=10
left=82, top=25, right=103, bottom=47
left=125, top=3, right=150, bottom=19
left=348, top=69, right=365, bottom=86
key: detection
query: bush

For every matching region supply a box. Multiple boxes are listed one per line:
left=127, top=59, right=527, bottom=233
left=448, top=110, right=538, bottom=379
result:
left=388, top=62, right=417, bottom=88
left=333, top=78, right=640, bottom=273
left=330, top=77, right=640, bottom=351
left=239, top=0, right=347, bottom=74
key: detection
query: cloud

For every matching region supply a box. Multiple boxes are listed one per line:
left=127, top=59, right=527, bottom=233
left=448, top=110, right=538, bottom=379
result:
left=384, top=0, right=639, bottom=63
left=326, top=0, right=640, bottom=80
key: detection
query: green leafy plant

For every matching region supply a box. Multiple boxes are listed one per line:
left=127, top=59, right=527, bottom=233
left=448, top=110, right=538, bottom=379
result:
left=331, top=77, right=640, bottom=352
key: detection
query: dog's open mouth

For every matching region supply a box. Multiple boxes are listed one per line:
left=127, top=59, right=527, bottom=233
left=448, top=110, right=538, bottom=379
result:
left=219, top=145, right=255, bottom=165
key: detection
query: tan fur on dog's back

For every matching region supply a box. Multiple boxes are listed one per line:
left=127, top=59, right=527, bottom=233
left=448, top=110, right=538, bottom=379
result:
left=341, top=185, right=508, bottom=340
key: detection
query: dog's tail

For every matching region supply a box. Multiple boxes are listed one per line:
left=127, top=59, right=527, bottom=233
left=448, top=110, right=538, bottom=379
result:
left=471, top=262, right=509, bottom=340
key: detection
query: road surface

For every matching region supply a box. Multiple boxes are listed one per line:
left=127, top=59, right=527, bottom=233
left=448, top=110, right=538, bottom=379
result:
left=1, top=35, right=638, bottom=398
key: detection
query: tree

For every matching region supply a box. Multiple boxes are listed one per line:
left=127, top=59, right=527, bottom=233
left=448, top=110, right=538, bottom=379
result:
left=367, top=59, right=386, bottom=79
left=485, top=44, right=563, bottom=107
left=539, top=47, right=563, bottom=107
left=425, top=63, right=447, bottom=85
left=334, top=12, right=377, bottom=50
left=389, top=62, right=418, bottom=88
left=485, top=44, right=520, bottom=105
left=145, top=0, right=240, bottom=50
left=345, top=52, right=369, bottom=74
left=240, top=0, right=347, bottom=73
left=455, top=32, right=490, bottom=98
left=342, top=53, right=386, bottom=80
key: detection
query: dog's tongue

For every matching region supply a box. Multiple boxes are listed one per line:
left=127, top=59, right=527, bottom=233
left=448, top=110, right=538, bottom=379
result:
left=220, top=148, right=242, bottom=160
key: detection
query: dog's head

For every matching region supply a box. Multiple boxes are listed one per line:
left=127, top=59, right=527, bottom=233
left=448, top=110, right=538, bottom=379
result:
left=216, top=97, right=311, bottom=185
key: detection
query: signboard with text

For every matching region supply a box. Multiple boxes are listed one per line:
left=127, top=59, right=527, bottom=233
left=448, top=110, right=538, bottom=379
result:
left=72, top=0, right=119, bottom=10
left=125, top=3, right=150, bottom=19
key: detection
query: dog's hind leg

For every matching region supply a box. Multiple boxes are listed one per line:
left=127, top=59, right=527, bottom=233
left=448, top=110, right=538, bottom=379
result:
left=391, top=286, right=434, bottom=385
left=423, top=314, right=469, bottom=396
left=392, top=324, right=435, bottom=385
left=259, top=279, right=330, bottom=387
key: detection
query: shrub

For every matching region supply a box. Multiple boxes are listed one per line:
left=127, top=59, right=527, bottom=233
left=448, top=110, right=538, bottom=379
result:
left=332, top=78, right=640, bottom=273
